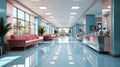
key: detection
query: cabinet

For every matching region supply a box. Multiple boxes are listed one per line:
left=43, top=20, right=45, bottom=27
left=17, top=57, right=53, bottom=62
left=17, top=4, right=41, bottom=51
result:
left=83, top=35, right=110, bottom=52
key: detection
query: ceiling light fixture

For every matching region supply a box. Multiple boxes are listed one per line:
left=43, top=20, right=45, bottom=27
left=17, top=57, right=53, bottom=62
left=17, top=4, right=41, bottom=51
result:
left=69, top=19, right=73, bottom=20
left=45, top=13, right=52, bottom=15
left=70, top=12, right=77, bottom=15
left=69, top=16, right=75, bottom=18
left=39, top=7, right=47, bottom=9
left=49, top=16, right=54, bottom=19
left=72, top=6, right=80, bottom=9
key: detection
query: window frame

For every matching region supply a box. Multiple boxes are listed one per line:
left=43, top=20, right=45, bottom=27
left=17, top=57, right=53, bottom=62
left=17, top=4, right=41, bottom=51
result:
left=13, top=7, right=31, bottom=34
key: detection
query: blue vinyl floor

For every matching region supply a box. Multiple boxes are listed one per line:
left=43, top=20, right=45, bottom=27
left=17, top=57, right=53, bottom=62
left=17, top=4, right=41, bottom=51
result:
left=0, top=36, right=120, bottom=67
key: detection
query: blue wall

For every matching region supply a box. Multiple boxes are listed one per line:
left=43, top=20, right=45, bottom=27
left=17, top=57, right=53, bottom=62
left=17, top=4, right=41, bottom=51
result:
left=69, top=27, right=72, bottom=36
left=0, top=0, right=6, bottom=18
left=46, top=23, right=50, bottom=34
left=76, top=24, right=80, bottom=34
left=71, top=26, right=75, bottom=36
left=35, top=17, right=40, bottom=35
left=0, top=0, right=6, bottom=42
left=71, top=27, right=73, bottom=36
left=112, top=0, right=120, bottom=56
left=86, top=15, right=96, bottom=34
left=52, top=26, right=54, bottom=34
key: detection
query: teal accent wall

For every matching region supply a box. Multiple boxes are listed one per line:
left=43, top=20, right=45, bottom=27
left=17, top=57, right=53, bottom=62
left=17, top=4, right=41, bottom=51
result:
left=73, top=26, right=75, bottom=36
left=0, top=0, right=6, bottom=42
left=76, top=24, right=80, bottom=34
left=73, top=26, right=74, bottom=36
left=52, top=26, right=54, bottom=34
left=46, top=23, right=50, bottom=34
left=71, top=27, right=72, bottom=36
left=98, top=37, right=104, bottom=47
left=72, top=26, right=75, bottom=36
left=86, top=15, right=96, bottom=34
left=35, top=17, right=40, bottom=35
left=71, top=27, right=73, bottom=36
left=69, top=27, right=72, bottom=36
left=112, top=0, right=120, bottom=56
left=0, top=0, right=6, bottom=18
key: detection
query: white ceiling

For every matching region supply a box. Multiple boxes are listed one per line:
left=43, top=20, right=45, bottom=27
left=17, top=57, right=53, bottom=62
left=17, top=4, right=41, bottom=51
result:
left=12, top=0, right=102, bottom=27
left=87, top=0, right=102, bottom=16
left=77, top=0, right=102, bottom=24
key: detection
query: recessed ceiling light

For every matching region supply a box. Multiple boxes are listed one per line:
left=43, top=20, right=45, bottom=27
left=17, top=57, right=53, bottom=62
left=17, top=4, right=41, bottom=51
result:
left=70, top=12, right=77, bottom=15
left=45, top=13, right=52, bottom=15
left=39, top=7, right=47, bottom=9
left=69, top=16, right=75, bottom=18
left=72, top=6, right=80, bottom=9
left=49, top=16, right=54, bottom=19
left=107, top=6, right=111, bottom=8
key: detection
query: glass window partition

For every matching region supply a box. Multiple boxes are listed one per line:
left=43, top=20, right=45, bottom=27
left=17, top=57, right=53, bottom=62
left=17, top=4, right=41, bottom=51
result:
left=13, top=7, right=31, bottom=34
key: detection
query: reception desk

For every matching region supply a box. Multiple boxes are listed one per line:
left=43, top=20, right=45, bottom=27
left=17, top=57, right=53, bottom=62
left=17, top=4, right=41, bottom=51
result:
left=83, top=35, right=110, bottom=52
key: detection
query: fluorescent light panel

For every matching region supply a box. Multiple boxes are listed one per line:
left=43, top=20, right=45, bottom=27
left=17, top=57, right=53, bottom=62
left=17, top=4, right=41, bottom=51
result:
left=69, top=16, right=75, bottom=18
left=45, top=13, right=52, bottom=15
left=49, top=16, right=54, bottom=18
left=70, top=12, right=77, bottom=15
left=39, top=7, right=47, bottom=9
left=72, top=6, right=80, bottom=9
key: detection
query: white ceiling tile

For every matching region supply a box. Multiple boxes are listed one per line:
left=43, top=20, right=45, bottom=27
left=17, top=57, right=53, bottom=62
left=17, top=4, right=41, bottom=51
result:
left=14, top=0, right=101, bottom=27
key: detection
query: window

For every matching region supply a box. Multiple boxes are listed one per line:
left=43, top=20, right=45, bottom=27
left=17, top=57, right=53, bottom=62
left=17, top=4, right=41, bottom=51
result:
left=13, top=7, right=17, bottom=17
left=18, top=9, right=24, bottom=20
left=25, top=13, right=30, bottom=21
left=13, top=7, right=30, bottom=34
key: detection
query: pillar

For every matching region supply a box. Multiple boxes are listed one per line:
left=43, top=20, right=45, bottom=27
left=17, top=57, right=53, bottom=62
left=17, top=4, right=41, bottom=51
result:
left=0, top=0, right=6, bottom=42
left=76, top=24, right=80, bottom=34
left=35, top=17, right=40, bottom=35
left=52, top=26, right=54, bottom=34
left=46, top=23, right=50, bottom=34
left=86, top=15, right=96, bottom=34
left=111, top=0, right=120, bottom=56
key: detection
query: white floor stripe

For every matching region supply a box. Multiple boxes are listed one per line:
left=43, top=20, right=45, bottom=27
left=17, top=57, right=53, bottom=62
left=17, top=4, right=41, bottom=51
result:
left=50, top=62, right=55, bottom=64
left=68, top=57, right=73, bottom=60
left=68, top=56, right=72, bottom=58
left=53, top=57, right=57, bottom=59
left=56, top=52, right=59, bottom=55
left=69, top=62, right=74, bottom=64
left=68, top=53, right=71, bottom=55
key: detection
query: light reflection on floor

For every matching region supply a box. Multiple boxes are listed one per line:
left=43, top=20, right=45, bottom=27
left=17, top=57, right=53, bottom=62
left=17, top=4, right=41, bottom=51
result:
left=0, top=36, right=120, bottom=67
left=0, top=56, right=21, bottom=67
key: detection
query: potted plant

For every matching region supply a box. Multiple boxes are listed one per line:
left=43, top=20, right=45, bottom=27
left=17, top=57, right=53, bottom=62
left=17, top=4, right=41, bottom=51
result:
left=54, top=30, right=58, bottom=34
left=38, top=26, right=45, bottom=36
left=0, top=17, right=11, bottom=54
